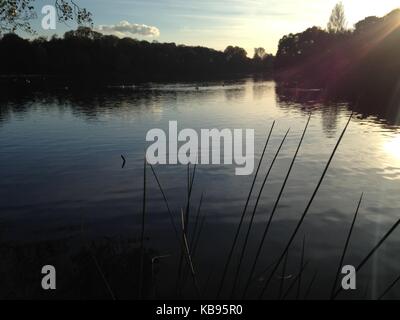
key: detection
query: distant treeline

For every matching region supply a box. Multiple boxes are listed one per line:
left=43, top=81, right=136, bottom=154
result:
left=0, top=28, right=273, bottom=83
left=275, top=8, right=400, bottom=109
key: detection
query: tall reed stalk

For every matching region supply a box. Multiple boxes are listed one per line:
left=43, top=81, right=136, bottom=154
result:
left=230, top=128, right=290, bottom=298
left=242, top=115, right=310, bottom=298
left=216, top=121, right=275, bottom=298
left=330, top=193, right=363, bottom=299
left=258, top=113, right=353, bottom=299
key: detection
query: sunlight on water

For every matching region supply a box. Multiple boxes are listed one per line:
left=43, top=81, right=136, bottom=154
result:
left=1, top=79, right=400, bottom=298
left=384, top=135, right=400, bottom=161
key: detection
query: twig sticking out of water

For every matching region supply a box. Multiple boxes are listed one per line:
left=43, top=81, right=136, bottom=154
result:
left=259, top=113, right=353, bottom=299
left=216, top=121, right=275, bottom=299
left=121, top=155, right=126, bottom=168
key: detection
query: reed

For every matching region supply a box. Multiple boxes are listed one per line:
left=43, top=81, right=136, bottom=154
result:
left=278, top=249, right=289, bottom=299
left=80, top=214, right=116, bottom=300
left=378, top=274, right=400, bottom=300
left=176, top=164, right=197, bottom=295
left=180, top=208, right=201, bottom=297
left=304, top=271, right=318, bottom=300
left=242, top=115, right=310, bottom=298
left=332, top=217, right=400, bottom=299
left=258, top=113, right=353, bottom=299
left=139, top=156, right=147, bottom=299
left=282, top=260, right=310, bottom=300
left=149, top=164, right=180, bottom=243
left=216, top=121, right=275, bottom=299
left=190, top=193, right=204, bottom=251
left=330, top=193, right=363, bottom=299
left=296, top=235, right=306, bottom=300
left=230, top=128, right=290, bottom=298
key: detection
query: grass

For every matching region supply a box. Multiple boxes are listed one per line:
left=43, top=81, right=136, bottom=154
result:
left=216, top=121, right=275, bottom=299
left=330, top=193, right=363, bottom=299
left=242, top=114, right=311, bottom=298
left=230, top=127, right=290, bottom=298
left=258, top=113, right=354, bottom=299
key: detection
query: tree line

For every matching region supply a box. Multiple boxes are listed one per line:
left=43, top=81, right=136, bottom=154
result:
left=275, top=4, right=400, bottom=110
left=0, top=27, right=274, bottom=82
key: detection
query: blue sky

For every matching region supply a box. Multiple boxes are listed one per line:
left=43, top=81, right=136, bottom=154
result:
left=31, top=0, right=400, bottom=55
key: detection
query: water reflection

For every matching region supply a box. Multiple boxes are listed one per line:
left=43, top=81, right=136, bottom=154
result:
left=0, top=78, right=399, bottom=299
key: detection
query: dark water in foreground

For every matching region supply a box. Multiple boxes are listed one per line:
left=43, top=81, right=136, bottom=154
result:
left=0, top=79, right=399, bottom=299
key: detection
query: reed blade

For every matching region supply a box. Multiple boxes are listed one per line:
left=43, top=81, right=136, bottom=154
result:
left=259, top=113, right=353, bottom=299
left=330, top=193, right=363, bottom=299
left=296, top=235, right=306, bottom=300
left=216, top=121, right=275, bottom=299
left=333, top=217, right=400, bottom=299
left=282, top=260, right=310, bottom=300
left=304, top=270, right=318, bottom=300
left=139, top=156, right=147, bottom=299
left=378, top=274, right=400, bottom=300
left=243, top=114, right=310, bottom=298
left=230, top=128, right=290, bottom=298
left=149, top=164, right=180, bottom=243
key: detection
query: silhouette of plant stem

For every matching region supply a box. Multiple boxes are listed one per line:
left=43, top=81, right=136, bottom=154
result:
left=242, top=114, right=310, bottom=298
left=330, top=193, right=363, bottom=299
left=304, top=271, right=318, bottom=300
left=282, top=260, right=310, bottom=300
left=259, top=113, right=353, bottom=299
left=332, top=217, right=400, bottom=299
left=149, top=164, right=180, bottom=243
left=230, top=128, right=290, bottom=298
left=139, top=156, right=146, bottom=299
left=296, top=235, right=306, bottom=300
left=216, top=121, right=275, bottom=299
left=378, top=275, right=400, bottom=300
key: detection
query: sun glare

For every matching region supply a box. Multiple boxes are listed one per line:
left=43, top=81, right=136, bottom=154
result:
left=384, top=135, right=400, bottom=160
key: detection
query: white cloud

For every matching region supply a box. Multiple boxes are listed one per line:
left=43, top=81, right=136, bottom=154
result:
left=96, top=21, right=160, bottom=38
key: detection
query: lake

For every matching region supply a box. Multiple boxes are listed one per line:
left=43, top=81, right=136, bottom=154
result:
left=0, top=78, right=399, bottom=299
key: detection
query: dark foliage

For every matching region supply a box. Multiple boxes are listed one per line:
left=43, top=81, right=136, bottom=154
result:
left=275, top=9, right=400, bottom=111
left=0, top=27, right=274, bottom=83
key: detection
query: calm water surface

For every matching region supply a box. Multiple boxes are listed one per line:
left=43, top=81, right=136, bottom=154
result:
left=0, top=79, right=399, bottom=299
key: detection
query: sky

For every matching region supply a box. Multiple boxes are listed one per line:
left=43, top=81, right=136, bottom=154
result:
left=32, top=0, right=400, bottom=55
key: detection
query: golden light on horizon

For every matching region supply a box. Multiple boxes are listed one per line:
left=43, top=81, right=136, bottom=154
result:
left=384, top=135, right=400, bottom=161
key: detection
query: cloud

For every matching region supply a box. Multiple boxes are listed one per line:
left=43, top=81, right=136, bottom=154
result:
left=96, top=21, right=160, bottom=38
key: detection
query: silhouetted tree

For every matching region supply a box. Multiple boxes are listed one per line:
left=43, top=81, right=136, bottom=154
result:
left=354, top=16, right=380, bottom=34
left=0, top=29, right=272, bottom=81
left=253, top=47, right=266, bottom=60
left=275, top=7, right=400, bottom=113
left=327, top=2, right=347, bottom=34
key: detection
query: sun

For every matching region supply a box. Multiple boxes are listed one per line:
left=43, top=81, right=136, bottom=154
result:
left=384, top=135, right=400, bottom=160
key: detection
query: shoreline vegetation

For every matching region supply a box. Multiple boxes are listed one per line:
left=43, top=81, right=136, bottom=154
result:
left=1, top=8, right=399, bottom=115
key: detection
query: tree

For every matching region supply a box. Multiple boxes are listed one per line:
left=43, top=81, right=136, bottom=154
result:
left=253, top=47, right=266, bottom=60
left=0, top=0, right=92, bottom=34
left=327, top=2, right=347, bottom=34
